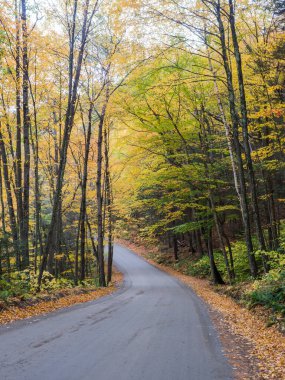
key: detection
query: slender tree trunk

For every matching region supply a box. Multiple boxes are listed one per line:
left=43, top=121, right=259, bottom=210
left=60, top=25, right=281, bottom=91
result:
left=15, top=0, right=23, bottom=245
left=0, top=124, right=20, bottom=268
left=216, top=1, right=258, bottom=277
left=210, top=195, right=235, bottom=281
left=221, top=229, right=235, bottom=276
left=199, top=112, right=235, bottom=281
left=0, top=163, right=6, bottom=235
left=196, top=228, right=204, bottom=257
left=79, top=104, right=93, bottom=282
left=266, top=176, right=279, bottom=250
left=206, top=45, right=241, bottom=203
left=96, top=99, right=109, bottom=287
left=86, top=215, right=99, bottom=263
left=228, top=0, right=267, bottom=266
left=104, top=125, right=114, bottom=284
left=205, top=228, right=225, bottom=285
left=74, top=207, right=82, bottom=285
left=21, top=0, right=31, bottom=268
left=0, top=162, right=10, bottom=275
left=173, top=235, right=179, bottom=261
left=29, top=53, right=44, bottom=273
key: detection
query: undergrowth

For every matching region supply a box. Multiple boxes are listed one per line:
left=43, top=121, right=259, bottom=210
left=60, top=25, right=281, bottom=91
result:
left=0, top=270, right=94, bottom=302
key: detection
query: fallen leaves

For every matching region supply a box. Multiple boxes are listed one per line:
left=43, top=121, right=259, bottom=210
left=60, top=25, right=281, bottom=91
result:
left=119, top=240, right=285, bottom=380
left=0, top=271, right=123, bottom=325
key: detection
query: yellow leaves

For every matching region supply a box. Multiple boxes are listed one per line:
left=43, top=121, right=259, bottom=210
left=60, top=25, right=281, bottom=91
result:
left=250, top=106, right=285, bottom=120
left=251, top=145, right=274, bottom=161
left=54, top=253, right=65, bottom=261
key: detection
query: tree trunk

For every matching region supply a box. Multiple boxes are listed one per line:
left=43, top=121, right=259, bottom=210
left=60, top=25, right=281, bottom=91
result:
left=0, top=124, right=20, bottom=268
left=15, top=0, right=24, bottom=249
left=173, top=235, right=179, bottom=261
left=96, top=99, right=109, bottom=287
left=228, top=0, right=267, bottom=262
left=29, top=54, right=44, bottom=273
left=21, top=0, right=31, bottom=268
left=79, top=104, right=93, bottom=282
left=206, top=44, right=241, bottom=203
left=206, top=228, right=225, bottom=285
left=104, top=125, right=114, bottom=284
left=216, top=1, right=258, bottom=277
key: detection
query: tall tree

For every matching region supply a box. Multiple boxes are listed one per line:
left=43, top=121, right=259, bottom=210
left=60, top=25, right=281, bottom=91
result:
left=21, top=0, right=31, bottom=268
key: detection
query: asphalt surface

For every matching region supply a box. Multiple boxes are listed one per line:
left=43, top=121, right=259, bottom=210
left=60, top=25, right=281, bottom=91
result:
left=0, top=244, right=233, bottom=380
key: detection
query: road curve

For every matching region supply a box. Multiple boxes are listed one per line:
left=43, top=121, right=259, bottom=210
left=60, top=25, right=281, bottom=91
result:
left=0, top=244, right=232, bottom=380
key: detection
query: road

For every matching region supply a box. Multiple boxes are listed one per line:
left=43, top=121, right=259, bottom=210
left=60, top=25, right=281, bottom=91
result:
left=0, top=244, right=232, bottom=380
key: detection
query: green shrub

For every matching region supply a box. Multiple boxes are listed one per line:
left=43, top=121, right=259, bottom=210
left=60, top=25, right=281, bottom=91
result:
left=0, top=279, right=13, bottom=301
left=81, top=278, right=96, bottom=287
left=0, top=273, right=28, bottom=300
left=183, top=256, right=211, bottom=278
left=0, top=270, right=74, bottom=301
left=228, top=241, right=253, bottom=281
left=29, top=271, right=73, bottom=293
left=255, top=250, right=285, bottom=270
left=245, top=270, right=285, bottom=315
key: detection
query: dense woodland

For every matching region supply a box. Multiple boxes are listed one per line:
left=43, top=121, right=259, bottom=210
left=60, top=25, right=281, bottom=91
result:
left=0, top=0, right=284, bottom=305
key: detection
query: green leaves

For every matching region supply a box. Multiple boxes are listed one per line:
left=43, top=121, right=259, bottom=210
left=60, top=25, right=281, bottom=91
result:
left=172, top=220, right=212, bottom=234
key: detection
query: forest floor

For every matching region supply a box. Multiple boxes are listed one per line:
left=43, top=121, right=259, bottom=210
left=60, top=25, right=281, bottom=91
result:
left=0, top=270, right=123, bottom=325
left=118, top=239, right=285, bottom=380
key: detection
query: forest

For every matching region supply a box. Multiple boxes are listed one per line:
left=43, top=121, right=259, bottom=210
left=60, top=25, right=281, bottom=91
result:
left=0, top=0, right=284, bottom=319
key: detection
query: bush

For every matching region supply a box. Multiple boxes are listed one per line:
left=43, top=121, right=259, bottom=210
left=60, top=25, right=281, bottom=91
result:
left=228, top=241, right=254, bottom=281
left=0, top=270, right=74, bottom=301
left=0, top=279, right=13, bottom=301
left=245, top=269, right=285, bottom=315
left=255, top=250, right=285, bottom=271
left=182, top=256, right=211, bottom=278
left=0, top=271, right=30, bottom=299
left=29, top=271, right=73, bottom=293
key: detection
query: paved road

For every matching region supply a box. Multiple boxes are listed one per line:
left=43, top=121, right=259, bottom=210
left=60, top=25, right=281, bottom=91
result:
left=0, top=245, right=232, bottom=380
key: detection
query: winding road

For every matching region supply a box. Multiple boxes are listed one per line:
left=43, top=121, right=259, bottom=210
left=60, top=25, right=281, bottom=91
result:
left=0, top=245, right=232, bottom=380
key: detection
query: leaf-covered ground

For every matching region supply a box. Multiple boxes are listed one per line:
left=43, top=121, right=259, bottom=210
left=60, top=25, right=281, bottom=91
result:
left=119, top=240, right=285, bottom=380
left=0, top=271, right=122, bottom=325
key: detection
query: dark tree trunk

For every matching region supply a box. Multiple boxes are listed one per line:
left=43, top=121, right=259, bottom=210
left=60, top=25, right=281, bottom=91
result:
left=15, top=0, right=23, bottom=247
left=0, top=162, right=9, bottom=275
left=21, top=0, right=31, bottom=268
left=206, top=229, right=225, bottom=285
left=196, top=229, right=204, bottom=257
left=173, top=235, right=179, bottom=261
left=75, top=207, right=82, bottom=285
left=104, top=125, right=114, bottom=284
left=80, top=105, right=93, bottom=281
left=96, top=99, right=108, bottom=287
left=29, top=55, right=44, bottom=273
left=0, top=125, right=20, bottom=268
left=87, top=216, right=99, bottom=263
